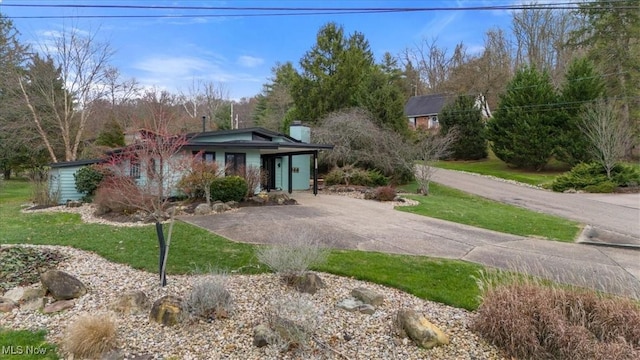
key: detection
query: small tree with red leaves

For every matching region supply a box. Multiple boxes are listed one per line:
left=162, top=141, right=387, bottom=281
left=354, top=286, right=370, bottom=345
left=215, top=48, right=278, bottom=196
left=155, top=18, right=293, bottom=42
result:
left=98, top=128, right=189, bottom=286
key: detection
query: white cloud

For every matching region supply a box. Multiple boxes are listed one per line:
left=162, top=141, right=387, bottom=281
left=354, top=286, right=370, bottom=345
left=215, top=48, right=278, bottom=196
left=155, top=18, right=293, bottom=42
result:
left=237, top=55, right=264, bottom=68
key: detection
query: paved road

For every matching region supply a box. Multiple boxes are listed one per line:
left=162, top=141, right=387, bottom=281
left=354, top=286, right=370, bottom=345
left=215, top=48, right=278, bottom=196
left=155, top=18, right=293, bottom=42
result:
left=181, top=192, right=640, bottom=299
left=431, top=168, right=640, bottom=241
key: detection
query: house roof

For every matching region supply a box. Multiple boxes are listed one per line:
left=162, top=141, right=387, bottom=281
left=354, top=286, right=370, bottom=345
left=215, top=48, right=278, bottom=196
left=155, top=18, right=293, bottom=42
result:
left=404, top=94, right=450, bottom=117
left=49, top=159, right=105, bottom=168
left=187, top=127, right=301, bottom=143
left=183, top=140, right=333, bottom=155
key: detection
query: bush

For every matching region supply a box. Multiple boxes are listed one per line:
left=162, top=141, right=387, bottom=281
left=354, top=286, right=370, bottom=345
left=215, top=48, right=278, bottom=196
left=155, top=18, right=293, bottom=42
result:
left=375, top=186, right=397, bottom=201
left=185, top=273, right=233, bottom=320
left=323, top=166, right=390, bottom=187
left=210, top=176, right=248, bottom=202
left=551, top=162, right=640, bottom=192
left=63, top=314, right=117, bottom=359
left=472, top=274, right=640, bottom=360
left=74, top=165, right=105, bottom=201
left=266, top=294, right=321, bottom=352
left=256, top=228, right=329, bottom=279
left=93, top=176, right=148, bottom=214
left=177, top=161, right=220, bottom=200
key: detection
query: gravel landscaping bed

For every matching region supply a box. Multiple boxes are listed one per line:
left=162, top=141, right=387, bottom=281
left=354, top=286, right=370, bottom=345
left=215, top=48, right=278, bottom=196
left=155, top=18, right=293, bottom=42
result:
left=1, top=244, right=504, bottom=360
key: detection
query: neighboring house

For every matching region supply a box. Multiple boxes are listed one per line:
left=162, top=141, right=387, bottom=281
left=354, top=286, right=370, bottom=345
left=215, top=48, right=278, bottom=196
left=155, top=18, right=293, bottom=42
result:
left=404, top=93, right=492, bottom=130
left=49, top=122, right=332, bottom=204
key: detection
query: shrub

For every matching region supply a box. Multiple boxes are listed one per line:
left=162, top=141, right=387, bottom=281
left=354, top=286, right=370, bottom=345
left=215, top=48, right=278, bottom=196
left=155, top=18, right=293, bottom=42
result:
left=375, top=186, right=397, bottom=201
left=266, top=294, right=321, bottom=352
left=74, top=165, right=105, bottom=201
left=368, top=169, right=390, bottom=186
left=237, top=165, right=262, bottom=198
left=349, top=167, right=372, bottom=186
left=472, top=272, right=640, bottom=360
left=63, top=314, right=117, bottom=359
left=177, top=160, right=220, bottom=201
left=93, top=176, right=148, bottom=214
left=185, top=273, right=233, bottom=320
left=210, top=176, right=248, bottom=202
left=28, top=167, right=59, bottom=206
left=323, top=167, right=345, bottom=186
left=552, top=162, right=640, bottom=192
left=256, top=228, right=329, bottom=280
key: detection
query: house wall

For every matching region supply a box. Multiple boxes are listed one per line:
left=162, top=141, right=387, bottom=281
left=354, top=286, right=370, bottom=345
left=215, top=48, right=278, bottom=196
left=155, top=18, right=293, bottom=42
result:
left=196, top=133, right=253, bottom=142
left=49, top=166, right=85, bottom=204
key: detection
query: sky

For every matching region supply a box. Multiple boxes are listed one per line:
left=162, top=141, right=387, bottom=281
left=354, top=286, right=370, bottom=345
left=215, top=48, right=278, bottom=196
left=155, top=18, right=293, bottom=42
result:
left=0, top=1, right=525, bottom=100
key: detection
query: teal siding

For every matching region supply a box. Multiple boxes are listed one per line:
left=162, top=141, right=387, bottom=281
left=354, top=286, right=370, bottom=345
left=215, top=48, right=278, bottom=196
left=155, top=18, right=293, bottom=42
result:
left=292, top=154, right=311, bottom=190
left=196, top=133, right=252, bottom=142
left=49, top=166, right=85, bottom=204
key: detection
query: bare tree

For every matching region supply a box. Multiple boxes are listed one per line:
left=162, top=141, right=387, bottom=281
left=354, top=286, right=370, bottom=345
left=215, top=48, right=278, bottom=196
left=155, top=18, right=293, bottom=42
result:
left=136, top=87, right=183, bottom=133
left=179, top=79, right=229, bottom=132
left=18, top=26, right=114, bottom=162
left=97, top=125, right=189, bottom=286
left=579, top=100, right=634, bottom=179
left=312, top=108, right=414, bottom=180
left=414, top=128, right=459, bottom=195
left=512, top=3, right=577, bottom=82
left=402, top=38, right=461, bottom=94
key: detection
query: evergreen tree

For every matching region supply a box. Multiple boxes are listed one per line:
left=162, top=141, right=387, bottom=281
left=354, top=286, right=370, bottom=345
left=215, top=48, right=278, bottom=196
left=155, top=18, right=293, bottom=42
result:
left=439, top=95, right=488, bottom=160
left=95, top=119, right=125, bottom=147
left=556, top=57, right=606, bottom=165
left=487, top=66, right=560, bottom=170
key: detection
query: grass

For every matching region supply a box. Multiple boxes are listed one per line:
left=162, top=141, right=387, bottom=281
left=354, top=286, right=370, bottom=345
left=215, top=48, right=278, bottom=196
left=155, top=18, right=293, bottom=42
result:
left=398, top=182, right=582, bottom=242
left=435, top=152, right=569, bottom=187
left=0, top=179, right=482, bottom=310
left=0, top=328, right=59, bottom=359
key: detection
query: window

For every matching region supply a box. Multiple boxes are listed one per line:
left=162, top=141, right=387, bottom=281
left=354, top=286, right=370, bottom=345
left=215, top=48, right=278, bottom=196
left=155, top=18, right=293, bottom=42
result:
left=192, top=151, right=216, bottom=163
left=130, top=159, right=140, bottom=179
left=225, top=153, right=246, bottom=176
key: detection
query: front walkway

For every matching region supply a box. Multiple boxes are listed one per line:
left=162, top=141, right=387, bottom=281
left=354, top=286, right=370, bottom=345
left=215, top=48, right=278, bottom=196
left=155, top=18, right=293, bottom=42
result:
left=180, top=192, right=640, bottom=299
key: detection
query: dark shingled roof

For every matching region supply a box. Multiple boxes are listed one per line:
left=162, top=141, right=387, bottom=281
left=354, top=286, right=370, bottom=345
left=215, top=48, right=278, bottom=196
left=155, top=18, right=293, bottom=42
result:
left=404, top=94, right=449, bottom=117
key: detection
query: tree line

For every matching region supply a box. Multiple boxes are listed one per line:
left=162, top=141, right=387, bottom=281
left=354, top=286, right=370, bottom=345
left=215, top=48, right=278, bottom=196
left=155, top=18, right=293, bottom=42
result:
left=1, top=0, right=638, bottom=179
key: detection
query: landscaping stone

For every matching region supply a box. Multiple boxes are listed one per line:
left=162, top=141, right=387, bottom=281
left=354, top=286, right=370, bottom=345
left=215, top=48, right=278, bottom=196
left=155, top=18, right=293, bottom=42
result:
left=0, top=297, right=18, bottom=312
left=358, top=304, right=376, bottom=315
left=149, top=295, right=185, bottom=326
left=253, top=323, right=274, bottom=347
left=22, top=298, right=46, bottom=311
left=109, top=290, right=150, bottom=315
left=336, top=298, right=362, bottom=312
left=396, top=309, right=450, bottom=349
left=225, top=201, right=239, bottom=209
left=40, top=270, right=87, bottom=300
left=292, top=273, right=325, bottom=294
left=66, top=200, right=82, bottom=208
left=194, top=203, right=211, bottom=215
left=212, top=202, right=231, bottom=213
left=43, top=299, right=75, bottom=313
left=351, top=287, right=384, bottom=306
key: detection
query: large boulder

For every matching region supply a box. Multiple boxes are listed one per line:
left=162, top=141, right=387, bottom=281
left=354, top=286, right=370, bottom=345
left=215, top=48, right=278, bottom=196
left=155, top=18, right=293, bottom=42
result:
left=351, top=287, right=384, bottom=306
left=194, top=203, right=211, bottom=215
left=40, top=270, right=87, bottom=300
left=149, top=295, right=185, bottom=326
left=290, top=273, right=325, bottom=294
left=396, top=309, right=450, bottom=349
left=0, top=297, right=18, bottom=312
left=109, top=290, right=150, bottom=315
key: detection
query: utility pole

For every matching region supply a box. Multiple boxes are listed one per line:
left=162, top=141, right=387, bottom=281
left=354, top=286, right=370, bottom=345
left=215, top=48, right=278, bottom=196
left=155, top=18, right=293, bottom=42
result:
left=230, top=102, right=234, bottom=129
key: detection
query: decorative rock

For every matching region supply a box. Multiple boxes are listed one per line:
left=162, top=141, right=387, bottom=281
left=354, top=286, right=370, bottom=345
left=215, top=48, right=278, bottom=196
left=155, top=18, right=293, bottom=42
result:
left=357, top=304, right=376, bottom=315
left=43, top=299, right=75, bottom=313
left=149, top=295, right=185, bottom=326
left=211, top=202, right=231, bottom=213
left=109, top=291, right=150, bottom=315
left=253, top=323, right=274, bottom=347
left=292, top=273, right=325, bottom=294
left=66, top=200, right=82, bottom=208
left=351, top=287, right=384, bottom=306
left=22, top=298, right=45, bottom=311
left=40, top=270, right=87, bottom=300
left=225, top=201, right=239, bottom=209
left=0, top=297, right=18, bottom=312
left=4, top=287, right=46, bottom=305
left=3, top=287, right=25, bottom=302
left=194, top=203, right=211, bottom=215
left=396, top=309, right=450, bottom=349
left=364, top=190, right=377, bottom=200
left=336, top=298, right=362, bottom=312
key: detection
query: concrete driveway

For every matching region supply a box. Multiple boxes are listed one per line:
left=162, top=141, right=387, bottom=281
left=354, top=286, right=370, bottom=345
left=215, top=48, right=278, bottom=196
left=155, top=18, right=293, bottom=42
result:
left=181, top=192, right=640, bottom=299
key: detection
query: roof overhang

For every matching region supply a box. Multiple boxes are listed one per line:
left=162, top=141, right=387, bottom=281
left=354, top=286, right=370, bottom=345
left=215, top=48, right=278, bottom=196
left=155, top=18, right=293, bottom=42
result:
left=182, top=141, right=333, bottom=156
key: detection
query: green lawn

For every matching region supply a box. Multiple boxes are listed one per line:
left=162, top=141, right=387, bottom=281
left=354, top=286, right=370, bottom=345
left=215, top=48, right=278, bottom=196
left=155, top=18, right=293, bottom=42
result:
left=398, top=182, right=582, bottom=242
left=0, top=180, right=484, bottom=311
left=434, top=153, right=569, bottom=187
left=0, top=329, right=59, bottom=360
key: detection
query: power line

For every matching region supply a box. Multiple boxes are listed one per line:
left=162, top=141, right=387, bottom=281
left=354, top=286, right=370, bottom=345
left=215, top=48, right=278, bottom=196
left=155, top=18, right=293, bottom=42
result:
left=2, top=1, right=639, bottom=19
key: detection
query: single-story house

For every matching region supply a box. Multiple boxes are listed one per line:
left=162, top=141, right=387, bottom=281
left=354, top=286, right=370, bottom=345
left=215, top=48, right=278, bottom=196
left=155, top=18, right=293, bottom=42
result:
left=48, top=122, right=332, bottom=204
left=404, top=93, right=492, bottom=130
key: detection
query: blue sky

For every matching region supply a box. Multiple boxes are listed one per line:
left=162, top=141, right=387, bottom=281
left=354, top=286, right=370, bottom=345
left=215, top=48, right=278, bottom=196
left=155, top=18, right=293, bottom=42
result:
left=0, top=1, right=518, bottom=100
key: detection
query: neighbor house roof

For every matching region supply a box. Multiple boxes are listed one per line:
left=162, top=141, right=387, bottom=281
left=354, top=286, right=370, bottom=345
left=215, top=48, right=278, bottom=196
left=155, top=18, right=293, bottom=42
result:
left=404, top=94, right=449, bottom=117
